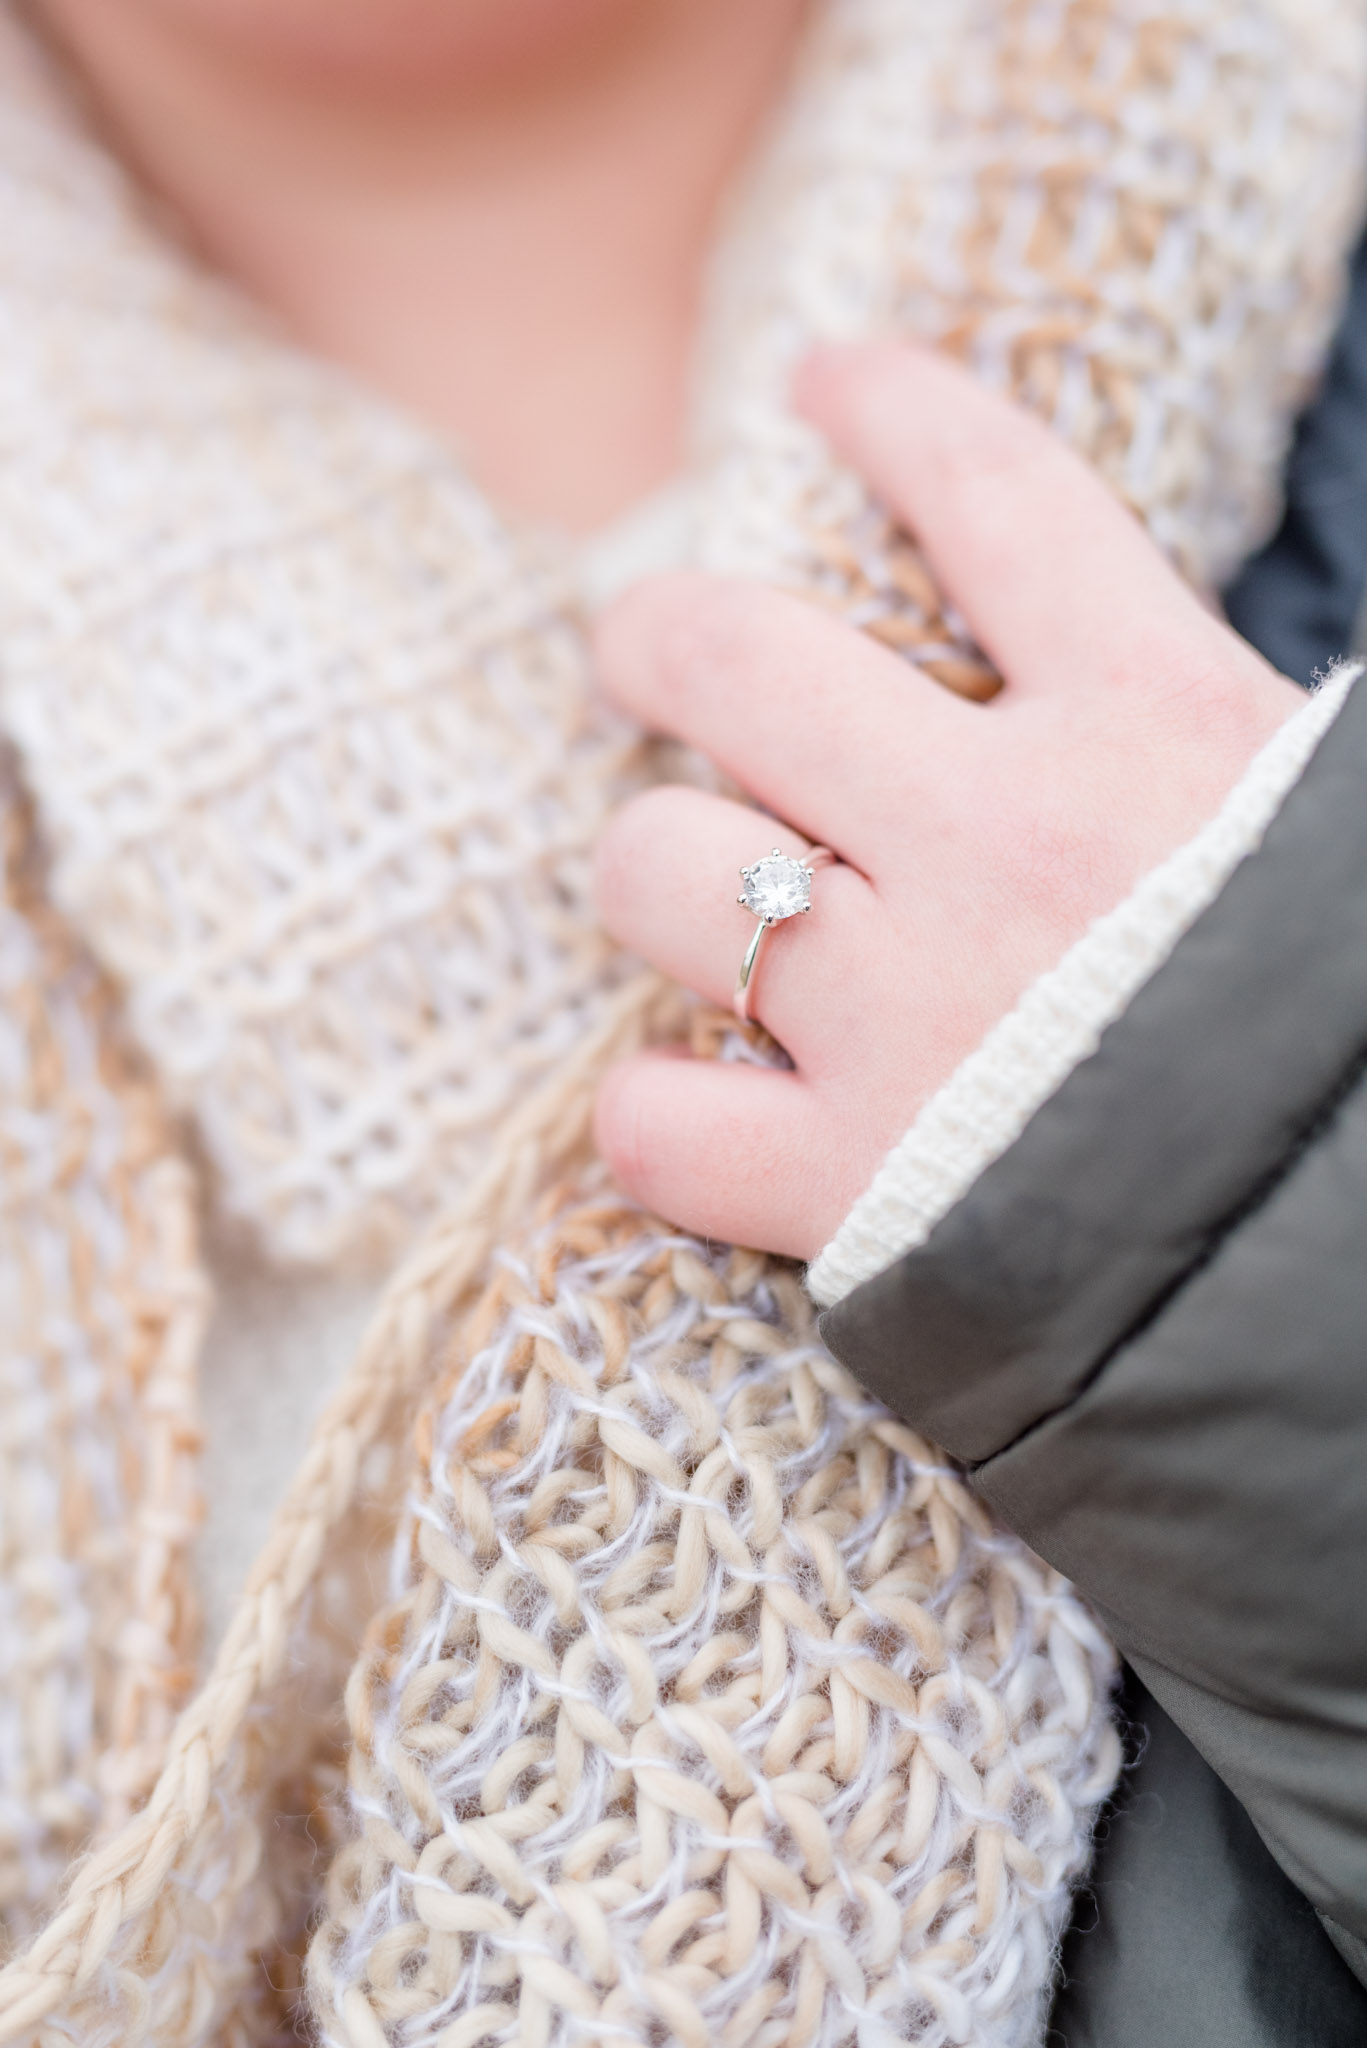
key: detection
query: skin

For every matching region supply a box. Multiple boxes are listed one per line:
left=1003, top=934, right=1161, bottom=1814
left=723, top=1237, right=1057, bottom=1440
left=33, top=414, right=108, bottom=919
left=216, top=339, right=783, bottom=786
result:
left=592, top=344, right=1303, bottom=1258
left=32, top=6, right=1303, bottom=1263
left=35, top=0, right=809, bottom=527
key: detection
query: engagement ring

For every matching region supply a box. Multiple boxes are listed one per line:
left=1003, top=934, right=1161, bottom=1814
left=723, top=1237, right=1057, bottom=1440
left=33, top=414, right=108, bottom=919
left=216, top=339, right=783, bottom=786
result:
left=734, top=845, right=833, bottom=1024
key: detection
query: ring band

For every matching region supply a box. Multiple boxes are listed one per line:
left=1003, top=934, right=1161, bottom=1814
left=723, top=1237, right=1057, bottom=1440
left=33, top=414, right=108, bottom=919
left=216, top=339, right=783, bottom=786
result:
left=734, top=845, right=834, bottom=1024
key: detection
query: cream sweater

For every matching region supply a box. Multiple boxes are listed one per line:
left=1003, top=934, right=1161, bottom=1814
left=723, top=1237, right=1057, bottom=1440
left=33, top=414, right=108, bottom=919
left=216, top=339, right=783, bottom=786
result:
left=3, top=3, right=1367, bottom=2042
left=200, top=659, right=1358, bottom=1638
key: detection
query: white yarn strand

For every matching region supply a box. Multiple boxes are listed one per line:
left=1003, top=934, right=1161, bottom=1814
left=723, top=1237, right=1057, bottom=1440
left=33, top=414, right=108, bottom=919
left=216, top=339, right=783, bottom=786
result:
left=0, top=1, right=1363, bottom=2041
left=809, top=664, right=1362, bottom=1307
left=313, top=1211, right=1121, bottom=2048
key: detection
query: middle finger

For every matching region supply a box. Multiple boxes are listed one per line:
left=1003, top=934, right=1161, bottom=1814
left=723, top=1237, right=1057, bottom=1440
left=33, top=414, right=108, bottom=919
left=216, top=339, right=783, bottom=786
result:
left=595, top=572, right=969, bottom=874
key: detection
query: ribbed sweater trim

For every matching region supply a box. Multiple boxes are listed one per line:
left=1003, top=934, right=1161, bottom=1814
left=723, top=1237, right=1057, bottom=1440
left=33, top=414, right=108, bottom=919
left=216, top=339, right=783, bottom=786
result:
left=807, top=665, right=1361, bottom=1309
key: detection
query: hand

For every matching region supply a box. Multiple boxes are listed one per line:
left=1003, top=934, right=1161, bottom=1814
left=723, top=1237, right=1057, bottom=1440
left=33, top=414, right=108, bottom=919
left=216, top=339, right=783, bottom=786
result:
left=592, top=343, right=1301, bottom=1259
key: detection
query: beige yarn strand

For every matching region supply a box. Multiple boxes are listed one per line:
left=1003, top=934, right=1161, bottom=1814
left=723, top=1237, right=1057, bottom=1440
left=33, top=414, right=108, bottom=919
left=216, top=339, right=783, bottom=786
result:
left=0, top=760, right=208, bottom=1952
left=308, top=1199, right=1122, bottom=2048
left=0, top=0, right=1365, bottom=2043
left=0, top=973, right=679, bottom=2043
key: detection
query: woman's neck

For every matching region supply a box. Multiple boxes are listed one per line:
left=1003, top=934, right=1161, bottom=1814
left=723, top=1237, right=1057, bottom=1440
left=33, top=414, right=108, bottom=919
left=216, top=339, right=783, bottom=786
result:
left=35, top=0, right=809, bottom=529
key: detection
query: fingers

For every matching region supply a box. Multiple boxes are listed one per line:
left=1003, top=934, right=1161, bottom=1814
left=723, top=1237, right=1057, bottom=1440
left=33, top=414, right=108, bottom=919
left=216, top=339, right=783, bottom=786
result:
left=595, top=783, right=882, bottom=1068
left=795, top=342, right=1246, bottom=699
left=594, top=571, right=968, bottom=868
left=594, top=1053, right=842, bottom=1258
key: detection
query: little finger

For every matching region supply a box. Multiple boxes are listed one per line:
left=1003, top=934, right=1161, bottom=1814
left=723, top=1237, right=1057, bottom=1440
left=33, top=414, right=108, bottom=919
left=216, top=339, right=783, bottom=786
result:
left=594, top=1054, right=846, bottom=1258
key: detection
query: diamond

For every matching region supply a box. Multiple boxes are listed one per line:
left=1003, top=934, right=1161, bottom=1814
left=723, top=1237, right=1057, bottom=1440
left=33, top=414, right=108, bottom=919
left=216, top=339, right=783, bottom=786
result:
left=739, top=850, right=812, bottom=923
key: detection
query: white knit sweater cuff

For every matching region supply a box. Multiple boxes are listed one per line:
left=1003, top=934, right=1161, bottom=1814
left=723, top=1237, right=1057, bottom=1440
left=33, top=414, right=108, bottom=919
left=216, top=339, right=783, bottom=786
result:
left=807, top=665, right=1360, bottom=1309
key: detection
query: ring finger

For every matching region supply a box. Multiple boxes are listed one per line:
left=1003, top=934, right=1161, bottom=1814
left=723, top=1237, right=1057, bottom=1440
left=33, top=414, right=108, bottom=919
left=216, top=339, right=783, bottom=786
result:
left=595, top=782, right=882, bottom=1070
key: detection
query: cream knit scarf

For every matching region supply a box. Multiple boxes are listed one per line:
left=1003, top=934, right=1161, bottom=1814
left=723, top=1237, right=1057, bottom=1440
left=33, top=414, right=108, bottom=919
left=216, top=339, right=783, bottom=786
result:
left=0, top=4, right=1364, bottom=2045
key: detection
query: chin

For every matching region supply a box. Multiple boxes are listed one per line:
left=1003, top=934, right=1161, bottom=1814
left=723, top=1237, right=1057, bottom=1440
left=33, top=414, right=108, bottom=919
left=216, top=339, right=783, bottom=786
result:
left=67, top=0, right=653, bottom=93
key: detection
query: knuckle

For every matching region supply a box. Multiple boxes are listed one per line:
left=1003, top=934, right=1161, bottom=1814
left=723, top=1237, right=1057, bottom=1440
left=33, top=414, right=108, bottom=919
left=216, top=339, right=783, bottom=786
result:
left=594, top=1060, right=678, bottom=1211
left=593, top=1063, right=650, bottom=1196
left=591, top=573, right=691, bottom=704
left=597, top=572, right=771, bottom=708
left=594, top=785, right=702, bottom=929
left=593, top=789, right=664, bottom=918
left=931, top=385, right=1063, bottom=501
left=652, top=578, right=771, bottom=701
left=595, top=569, right=695, bottom=647
left=1125, top=636, right=1284, bottom=758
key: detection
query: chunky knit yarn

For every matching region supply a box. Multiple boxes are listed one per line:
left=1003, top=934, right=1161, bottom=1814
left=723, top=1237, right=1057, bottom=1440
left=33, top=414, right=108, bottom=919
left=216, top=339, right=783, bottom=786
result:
left=0, top=1, right=1364, bottom=2044
left=0, top=762, right=206, bottom=1942
left=1, top=0, right=1362, bottom=1267
left=311, top=1203, right=1120, bottom=2048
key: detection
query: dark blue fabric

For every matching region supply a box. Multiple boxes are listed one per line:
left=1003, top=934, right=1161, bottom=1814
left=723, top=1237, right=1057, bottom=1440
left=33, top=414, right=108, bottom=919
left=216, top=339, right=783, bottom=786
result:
left=1224, top=221, right=1367, bottom=684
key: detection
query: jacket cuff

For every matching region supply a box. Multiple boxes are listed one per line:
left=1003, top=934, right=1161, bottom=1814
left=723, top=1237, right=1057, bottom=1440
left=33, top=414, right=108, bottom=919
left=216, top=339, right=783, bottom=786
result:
left=807, top=663, right=1359, bottom=1309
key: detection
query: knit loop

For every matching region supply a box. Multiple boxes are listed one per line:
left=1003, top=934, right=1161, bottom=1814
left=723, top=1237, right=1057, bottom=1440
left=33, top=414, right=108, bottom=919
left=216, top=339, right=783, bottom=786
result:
left=307, top=1203, right=1119, bottom=2047
left=0, top=0, right=1364, bottom=2041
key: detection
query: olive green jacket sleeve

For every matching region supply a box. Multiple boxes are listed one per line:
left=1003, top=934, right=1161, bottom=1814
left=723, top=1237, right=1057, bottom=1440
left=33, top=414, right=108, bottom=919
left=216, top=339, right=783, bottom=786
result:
left=818, top=674, right=1367, bottom=1983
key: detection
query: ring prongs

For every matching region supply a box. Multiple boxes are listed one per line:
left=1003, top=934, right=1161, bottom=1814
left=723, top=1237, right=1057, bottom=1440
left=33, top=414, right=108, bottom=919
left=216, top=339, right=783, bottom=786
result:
left=733, top=842, right=834, bottom=1023
left=737, top=848, right=818, bottom=925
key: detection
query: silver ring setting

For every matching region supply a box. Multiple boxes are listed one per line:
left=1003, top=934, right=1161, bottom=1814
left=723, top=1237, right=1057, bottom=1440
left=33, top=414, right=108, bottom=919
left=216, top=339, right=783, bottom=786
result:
left=734, top=845, right=833, bottom=1024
